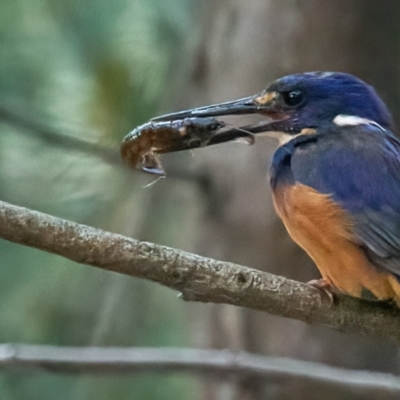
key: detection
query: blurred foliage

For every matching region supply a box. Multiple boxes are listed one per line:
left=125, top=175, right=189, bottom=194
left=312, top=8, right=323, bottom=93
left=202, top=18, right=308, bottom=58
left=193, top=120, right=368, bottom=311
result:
left=0, top=0, right=199, bottom=399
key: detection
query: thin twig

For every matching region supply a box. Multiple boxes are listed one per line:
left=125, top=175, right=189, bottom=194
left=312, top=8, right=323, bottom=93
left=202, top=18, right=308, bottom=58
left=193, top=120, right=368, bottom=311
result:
left=0, top=200, right=400, bottom=342
left=0, top=345, right=399, bottom=395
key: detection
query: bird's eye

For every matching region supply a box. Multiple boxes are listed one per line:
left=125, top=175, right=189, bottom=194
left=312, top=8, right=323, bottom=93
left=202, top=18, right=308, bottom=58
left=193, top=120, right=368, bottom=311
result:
left=282, top=90, right=304, bottom=107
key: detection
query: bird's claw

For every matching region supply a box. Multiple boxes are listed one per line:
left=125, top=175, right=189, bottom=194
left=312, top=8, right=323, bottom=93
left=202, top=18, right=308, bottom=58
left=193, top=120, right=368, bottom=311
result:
left=308, top=278, right=335, bottom=305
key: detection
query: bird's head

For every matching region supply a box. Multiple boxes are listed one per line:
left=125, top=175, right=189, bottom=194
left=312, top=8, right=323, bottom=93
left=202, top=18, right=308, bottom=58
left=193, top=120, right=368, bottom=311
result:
left=153, top=72, right=394, bottom=137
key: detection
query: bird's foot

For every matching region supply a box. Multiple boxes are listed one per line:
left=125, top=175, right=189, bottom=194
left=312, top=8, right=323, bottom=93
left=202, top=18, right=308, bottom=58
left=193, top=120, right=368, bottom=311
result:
left=308, top=278, right=335, bottom=305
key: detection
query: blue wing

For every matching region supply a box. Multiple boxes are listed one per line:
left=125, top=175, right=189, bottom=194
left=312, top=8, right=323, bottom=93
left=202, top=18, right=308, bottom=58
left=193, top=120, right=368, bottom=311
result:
left=291, top=123, right=400, bottom=277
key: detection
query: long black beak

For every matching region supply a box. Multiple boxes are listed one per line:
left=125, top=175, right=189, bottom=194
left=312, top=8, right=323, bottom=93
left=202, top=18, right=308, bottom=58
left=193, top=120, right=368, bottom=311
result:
left=151, top=95, right=263, bottom=122
left=148, top=91, right=291, bottom=150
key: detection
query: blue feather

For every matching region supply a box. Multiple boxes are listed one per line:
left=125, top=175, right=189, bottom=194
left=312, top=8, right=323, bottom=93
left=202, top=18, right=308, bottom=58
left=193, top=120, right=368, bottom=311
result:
left=271, top=122, right=400, bottom=276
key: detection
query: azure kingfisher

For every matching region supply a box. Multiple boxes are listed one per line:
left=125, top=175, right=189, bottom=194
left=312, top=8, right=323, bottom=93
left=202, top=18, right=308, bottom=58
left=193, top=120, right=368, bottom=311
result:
left=153, top=72, right=400, bottom=305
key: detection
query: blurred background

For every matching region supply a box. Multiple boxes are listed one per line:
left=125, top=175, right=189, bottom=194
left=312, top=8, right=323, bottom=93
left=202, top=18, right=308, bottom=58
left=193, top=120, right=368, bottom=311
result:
left=1, top=0, right=400, bottom=399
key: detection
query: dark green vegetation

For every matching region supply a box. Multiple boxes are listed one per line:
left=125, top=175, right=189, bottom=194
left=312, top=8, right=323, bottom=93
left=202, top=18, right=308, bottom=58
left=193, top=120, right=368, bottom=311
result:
left=0, top=0, right=197, bottom=398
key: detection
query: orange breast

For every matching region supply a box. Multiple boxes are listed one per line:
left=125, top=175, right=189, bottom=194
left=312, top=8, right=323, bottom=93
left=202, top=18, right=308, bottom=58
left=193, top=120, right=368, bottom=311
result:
left=272, top=183, right=400, bottom=303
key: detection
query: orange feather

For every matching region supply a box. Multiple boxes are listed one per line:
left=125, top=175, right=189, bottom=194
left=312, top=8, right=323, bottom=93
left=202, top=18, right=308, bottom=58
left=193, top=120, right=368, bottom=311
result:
left=272, top=183, right=400, bottom=304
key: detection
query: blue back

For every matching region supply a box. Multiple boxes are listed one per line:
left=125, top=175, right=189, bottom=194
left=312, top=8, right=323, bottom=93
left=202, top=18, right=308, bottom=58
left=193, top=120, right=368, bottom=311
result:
left=271, top=122, right=400, bottom=276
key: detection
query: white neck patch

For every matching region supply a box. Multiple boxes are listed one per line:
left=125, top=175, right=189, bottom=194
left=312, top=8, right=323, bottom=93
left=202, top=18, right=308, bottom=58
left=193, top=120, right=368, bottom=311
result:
left=333, top=114, right=385, bottom=131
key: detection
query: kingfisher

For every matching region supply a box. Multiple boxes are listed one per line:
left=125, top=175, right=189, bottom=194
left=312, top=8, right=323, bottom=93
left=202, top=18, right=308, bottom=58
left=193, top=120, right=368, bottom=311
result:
left=152, top=72, right=400, bottom=305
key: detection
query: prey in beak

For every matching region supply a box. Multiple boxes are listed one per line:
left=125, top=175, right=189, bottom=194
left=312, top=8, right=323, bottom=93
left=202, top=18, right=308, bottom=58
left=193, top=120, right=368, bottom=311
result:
left=122, top=82, right=309, bottom=175
left=151, top=90, right=299, bottom=147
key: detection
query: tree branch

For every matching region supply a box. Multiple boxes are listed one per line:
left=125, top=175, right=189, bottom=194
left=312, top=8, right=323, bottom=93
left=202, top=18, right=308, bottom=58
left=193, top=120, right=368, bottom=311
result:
left=0, top=345, right=399, bottom=395
left=1, top=200, right=400, bottom=342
